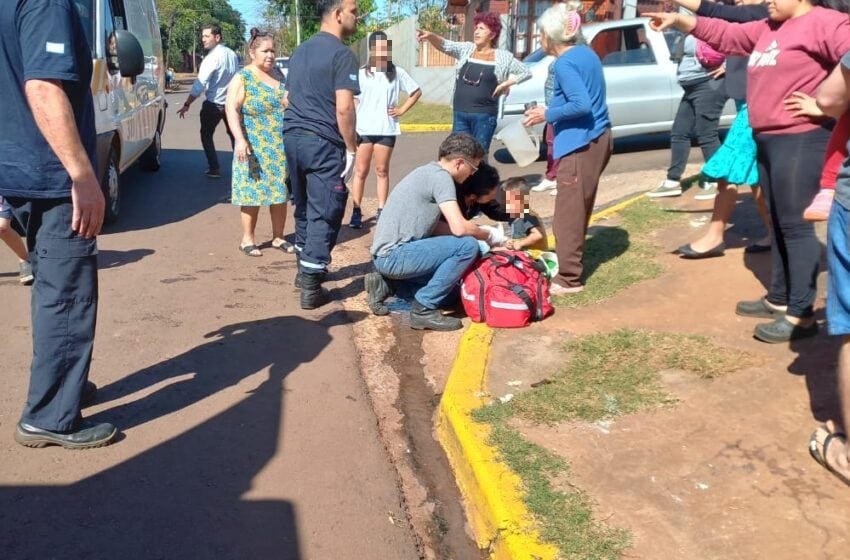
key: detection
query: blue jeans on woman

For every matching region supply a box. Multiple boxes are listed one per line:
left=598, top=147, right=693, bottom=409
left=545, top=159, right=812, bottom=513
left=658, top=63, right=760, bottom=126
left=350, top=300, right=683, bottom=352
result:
left=373, top=235, right=479, bottom=309
left=452, top=111, right=498, bottom=153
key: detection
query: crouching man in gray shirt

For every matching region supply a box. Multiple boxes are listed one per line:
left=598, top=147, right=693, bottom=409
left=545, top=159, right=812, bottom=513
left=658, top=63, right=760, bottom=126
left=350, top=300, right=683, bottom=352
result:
left=366, top=133, right=492, bottom=331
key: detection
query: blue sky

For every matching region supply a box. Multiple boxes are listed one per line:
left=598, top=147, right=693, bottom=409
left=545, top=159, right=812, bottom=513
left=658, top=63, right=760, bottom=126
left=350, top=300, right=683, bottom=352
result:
left=228, top=0, right=389, bottom=36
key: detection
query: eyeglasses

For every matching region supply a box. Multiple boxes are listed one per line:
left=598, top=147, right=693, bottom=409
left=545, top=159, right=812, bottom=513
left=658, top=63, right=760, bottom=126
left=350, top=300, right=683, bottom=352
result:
left=461, top=65, right=483, bottom=86
left=462, top=159, right=479, bottom=174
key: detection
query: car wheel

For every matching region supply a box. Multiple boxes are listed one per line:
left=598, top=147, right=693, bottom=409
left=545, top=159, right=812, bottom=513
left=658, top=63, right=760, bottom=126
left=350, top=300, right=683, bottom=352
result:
left=102, top=147, right=121, bottom=224
left=139, top=127, right=161, bottom=171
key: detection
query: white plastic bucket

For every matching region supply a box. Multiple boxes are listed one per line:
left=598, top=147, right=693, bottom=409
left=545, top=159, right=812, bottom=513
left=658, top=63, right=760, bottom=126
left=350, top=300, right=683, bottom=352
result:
left=496, top=120, right=541, bottom=168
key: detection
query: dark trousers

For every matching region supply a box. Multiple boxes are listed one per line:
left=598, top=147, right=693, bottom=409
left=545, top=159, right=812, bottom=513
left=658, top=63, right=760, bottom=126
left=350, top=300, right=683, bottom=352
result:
left=553, top=129, right=613, bottom=288
left=6, top=197, right=98, bottom=431
left=668, top=78, right=727, bottom=181
left=544, top=124, right=558, bottom=181
left=200, top=100, right=235, bottom=172
left=755, top=127, right=830, bottom=318
left=284, top=133, right=347, bottom=273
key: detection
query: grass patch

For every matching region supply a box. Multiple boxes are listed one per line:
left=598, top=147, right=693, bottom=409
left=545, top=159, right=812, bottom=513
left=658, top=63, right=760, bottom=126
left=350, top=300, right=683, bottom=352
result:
left=399, top=100, right=452, bottom=125
left=472, top=329, right=759, bottom=558
left=480, top=417, right=632, bottom=559
left=505, top=329, right=760, bottom=426
left=561, top=198, right=683, bottom=308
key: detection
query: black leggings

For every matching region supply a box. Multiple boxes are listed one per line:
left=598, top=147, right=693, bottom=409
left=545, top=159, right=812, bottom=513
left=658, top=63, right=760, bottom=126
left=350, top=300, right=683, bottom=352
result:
left=755, top=127, right=831, bottom=318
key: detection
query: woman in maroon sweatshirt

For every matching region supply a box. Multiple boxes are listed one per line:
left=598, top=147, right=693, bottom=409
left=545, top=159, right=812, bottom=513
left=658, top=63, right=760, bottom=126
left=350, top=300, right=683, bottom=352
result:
left=648, top=1, right=850, bottom=343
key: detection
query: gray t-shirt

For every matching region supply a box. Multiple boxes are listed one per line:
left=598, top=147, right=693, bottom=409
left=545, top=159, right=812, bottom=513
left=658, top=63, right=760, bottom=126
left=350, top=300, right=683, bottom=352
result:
left=370, top=162, right=457, bottom=257
left=837, top=51, right=850, bottom=211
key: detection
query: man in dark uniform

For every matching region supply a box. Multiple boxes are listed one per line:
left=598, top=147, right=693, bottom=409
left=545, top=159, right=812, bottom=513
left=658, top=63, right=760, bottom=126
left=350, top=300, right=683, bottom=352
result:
left=284, top=0, right=360, bottom=309
left=0, top=0, right=117, bottom=448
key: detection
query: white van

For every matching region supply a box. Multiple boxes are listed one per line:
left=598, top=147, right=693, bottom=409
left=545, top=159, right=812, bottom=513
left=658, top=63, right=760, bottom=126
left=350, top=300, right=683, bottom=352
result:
left=75, top=0, right=166, bottom=223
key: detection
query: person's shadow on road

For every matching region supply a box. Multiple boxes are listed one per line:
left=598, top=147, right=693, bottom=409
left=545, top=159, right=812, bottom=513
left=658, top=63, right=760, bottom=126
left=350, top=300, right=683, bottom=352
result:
left=0, top=312, right=360, bottom=559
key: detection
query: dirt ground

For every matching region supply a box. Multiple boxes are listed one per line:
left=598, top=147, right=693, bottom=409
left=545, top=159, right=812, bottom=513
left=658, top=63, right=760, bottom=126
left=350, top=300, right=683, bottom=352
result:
left=488, top=195, right=850, bottom=559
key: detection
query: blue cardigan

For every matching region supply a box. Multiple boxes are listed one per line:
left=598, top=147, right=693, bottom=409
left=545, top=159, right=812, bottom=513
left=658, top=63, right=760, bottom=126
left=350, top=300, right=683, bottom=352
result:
left=545, top=45, right=610, bottom=159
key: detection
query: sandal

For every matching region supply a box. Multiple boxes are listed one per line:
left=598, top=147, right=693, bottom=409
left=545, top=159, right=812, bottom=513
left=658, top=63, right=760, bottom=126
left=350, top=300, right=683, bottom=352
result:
left=272, top=239, right=295, bottom=254
left=240, top=244, right=262, bottom=257
left=809, top=426, right=850, bottom=488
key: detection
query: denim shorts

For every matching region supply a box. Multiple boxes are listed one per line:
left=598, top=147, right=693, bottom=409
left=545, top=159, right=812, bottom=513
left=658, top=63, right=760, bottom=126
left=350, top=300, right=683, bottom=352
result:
left=0, top=196, right=12, bottom=220
left=827, top=200, right=850, bottom=335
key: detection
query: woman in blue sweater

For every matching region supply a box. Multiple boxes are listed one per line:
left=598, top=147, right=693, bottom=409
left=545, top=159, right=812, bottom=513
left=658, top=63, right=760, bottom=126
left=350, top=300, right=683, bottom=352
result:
left=523, top=2, right=612, bottom=295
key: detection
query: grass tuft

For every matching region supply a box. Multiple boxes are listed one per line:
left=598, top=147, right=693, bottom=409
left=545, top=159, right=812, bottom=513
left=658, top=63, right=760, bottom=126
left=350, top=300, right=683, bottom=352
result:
left=399, top=101, right=453, bottom=125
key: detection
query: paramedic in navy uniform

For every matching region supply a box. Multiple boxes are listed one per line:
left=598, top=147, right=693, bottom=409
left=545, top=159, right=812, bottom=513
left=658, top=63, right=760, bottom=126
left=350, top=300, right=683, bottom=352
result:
left=284, top=0, right=361, bottom=309
left=0, top=0, right=117, bottom=448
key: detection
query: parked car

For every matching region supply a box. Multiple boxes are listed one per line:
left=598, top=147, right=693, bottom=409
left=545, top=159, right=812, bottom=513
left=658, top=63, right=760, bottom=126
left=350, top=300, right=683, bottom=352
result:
left=497, top=18, right=735, bottom=139
left=75, top=0, right=166, bottom=224
left=275, top=57, right=290, bottom=80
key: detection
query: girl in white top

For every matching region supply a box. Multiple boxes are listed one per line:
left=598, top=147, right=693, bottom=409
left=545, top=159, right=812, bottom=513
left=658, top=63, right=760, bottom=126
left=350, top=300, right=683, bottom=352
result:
left=349, top=31, right=422, bottom=229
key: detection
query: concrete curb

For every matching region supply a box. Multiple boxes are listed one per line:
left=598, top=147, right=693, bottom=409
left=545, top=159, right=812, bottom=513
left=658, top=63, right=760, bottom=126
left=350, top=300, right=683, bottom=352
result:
left=436, top=192, right=647, bottom=559
left=399, top=124, right=452, bottom=132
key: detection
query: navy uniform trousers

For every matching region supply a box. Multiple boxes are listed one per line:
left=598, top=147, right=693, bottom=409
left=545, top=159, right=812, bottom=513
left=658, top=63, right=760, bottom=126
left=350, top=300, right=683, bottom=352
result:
left=7, top=196, right=98, bottom=432
left=283, top=132, right=348, bottom=275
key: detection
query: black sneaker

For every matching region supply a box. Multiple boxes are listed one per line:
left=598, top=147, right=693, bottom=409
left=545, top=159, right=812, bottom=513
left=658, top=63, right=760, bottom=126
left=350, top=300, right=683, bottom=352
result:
left=349, top=206, right=363, bottom=229
left=205, top=168, right=221, bottom=178
left=365, top=272, right=392, bottom=316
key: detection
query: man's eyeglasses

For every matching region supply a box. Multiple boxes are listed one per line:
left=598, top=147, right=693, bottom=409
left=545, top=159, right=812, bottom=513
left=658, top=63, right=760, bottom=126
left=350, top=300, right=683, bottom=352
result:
left=461, top=65, right=483, bottom=86
left=462, top=159, right=479, bottom=174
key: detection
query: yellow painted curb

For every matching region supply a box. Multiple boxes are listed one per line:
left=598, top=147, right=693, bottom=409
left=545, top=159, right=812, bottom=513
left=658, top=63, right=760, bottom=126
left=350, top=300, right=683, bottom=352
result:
left=399, top=123, right=452, bottom=132
left=437, top=191, right=646, bottom=558
left=436, top=323, right=558, bottom=559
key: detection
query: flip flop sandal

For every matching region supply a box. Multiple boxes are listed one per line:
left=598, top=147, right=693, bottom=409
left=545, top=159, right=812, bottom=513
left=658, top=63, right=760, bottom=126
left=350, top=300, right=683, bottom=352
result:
left=273, top=240, right=295, bottom=254
left=808, top=427, right=850, bottom=487
left=240, top=244, right=262, bottom=257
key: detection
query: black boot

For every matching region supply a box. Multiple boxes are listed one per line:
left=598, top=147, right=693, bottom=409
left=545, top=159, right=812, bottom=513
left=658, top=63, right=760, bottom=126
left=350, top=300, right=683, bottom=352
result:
left=410, top=300, right=462, bottom=331
left=294, top=271, right=303, bottom=289
left=365, top=272, right=393, bottom=316
left=300, top=272, right=327, bottom=310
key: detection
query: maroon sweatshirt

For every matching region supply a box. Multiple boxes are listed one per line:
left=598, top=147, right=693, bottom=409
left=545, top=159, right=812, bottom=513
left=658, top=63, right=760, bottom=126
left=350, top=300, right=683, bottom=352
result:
left=693, top=7, right=850, bottom=134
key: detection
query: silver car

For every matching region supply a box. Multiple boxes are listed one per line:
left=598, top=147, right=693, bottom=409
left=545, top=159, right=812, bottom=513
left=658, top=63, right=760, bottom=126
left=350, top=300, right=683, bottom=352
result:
left=498, top=18, right=735, bottom=139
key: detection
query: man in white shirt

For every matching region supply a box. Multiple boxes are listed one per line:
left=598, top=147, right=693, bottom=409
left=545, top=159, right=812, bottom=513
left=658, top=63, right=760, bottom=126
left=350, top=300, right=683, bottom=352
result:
left=177, top=23, right=239, bottom=178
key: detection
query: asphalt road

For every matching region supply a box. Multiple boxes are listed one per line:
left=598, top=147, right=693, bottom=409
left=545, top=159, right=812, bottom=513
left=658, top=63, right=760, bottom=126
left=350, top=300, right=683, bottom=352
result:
left=0, top=93, right=419, bottom=560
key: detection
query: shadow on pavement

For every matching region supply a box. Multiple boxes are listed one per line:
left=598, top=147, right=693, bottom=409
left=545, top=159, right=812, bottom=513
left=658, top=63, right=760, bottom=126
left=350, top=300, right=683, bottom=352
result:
left=0, top=312, right=361, bottom=559
left=103, top=148, right=230, bottom=235
left=789, top=320, right=841, bottom=423
left=97, top=248, right=156, bottom=269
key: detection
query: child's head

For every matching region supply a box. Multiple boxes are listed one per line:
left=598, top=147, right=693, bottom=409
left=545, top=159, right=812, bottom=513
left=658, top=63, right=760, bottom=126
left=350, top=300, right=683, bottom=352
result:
left=502, top=177, right=531, bottom=217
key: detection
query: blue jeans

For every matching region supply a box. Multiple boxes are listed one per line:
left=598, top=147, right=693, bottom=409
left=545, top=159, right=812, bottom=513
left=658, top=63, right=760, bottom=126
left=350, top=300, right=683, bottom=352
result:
left=452, top=111, right=498, bottom=153
left=373, top=236, right=479, bottom=309
left=827, top=200, right=850, bottom=335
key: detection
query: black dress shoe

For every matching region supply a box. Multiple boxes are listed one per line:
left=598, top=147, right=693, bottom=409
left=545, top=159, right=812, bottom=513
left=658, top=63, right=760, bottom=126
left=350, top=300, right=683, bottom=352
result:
left=735, top=297, right=786, bottom=318
left=410, top=300, right=462, bottom=331
left=754, top=317, right=819, bottom=343
left=676, top=242, right=726, bottom=259
left=745, top=242, right=771, bottom=254
left=15, top=421, right=118, bottom=449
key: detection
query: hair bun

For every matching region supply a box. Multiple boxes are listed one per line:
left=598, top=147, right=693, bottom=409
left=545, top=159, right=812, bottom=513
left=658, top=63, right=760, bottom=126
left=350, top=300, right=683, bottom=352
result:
left=250, top=27, right=261, bottom=39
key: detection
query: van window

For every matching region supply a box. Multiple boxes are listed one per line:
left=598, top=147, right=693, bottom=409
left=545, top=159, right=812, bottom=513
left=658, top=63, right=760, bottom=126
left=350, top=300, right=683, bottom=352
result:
left=73, top=0, right=95, bottom=54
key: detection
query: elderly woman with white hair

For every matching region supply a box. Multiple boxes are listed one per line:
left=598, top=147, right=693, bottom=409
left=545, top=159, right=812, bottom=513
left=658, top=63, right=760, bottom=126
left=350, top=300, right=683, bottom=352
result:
left=523, top=1, right=612, bottom=295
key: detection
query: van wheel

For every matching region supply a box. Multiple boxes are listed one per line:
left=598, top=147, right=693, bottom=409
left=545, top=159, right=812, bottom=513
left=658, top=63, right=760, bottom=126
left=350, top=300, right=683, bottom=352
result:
left=139, top=128, right=161, bottom=171
left=102, top=148, right=121, bottom=224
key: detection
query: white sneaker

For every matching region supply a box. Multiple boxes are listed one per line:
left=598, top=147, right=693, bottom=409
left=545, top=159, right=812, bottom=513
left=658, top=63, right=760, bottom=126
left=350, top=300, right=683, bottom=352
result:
left=646, top=179, right=682, bottom=198
left=695, top=182, right=718, bottom=201
left=531, top=178, right=557, bottom=192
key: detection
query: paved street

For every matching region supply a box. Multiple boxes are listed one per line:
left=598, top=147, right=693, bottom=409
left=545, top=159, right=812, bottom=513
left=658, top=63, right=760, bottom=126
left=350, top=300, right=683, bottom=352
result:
left=0, top=93, right=418, bottom=560
left=0, top=91, right=703, bottom=559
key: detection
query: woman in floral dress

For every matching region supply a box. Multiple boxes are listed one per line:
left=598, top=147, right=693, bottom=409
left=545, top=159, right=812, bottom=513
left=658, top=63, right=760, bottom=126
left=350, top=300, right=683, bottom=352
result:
left=225, top=28, right=290, bottom=257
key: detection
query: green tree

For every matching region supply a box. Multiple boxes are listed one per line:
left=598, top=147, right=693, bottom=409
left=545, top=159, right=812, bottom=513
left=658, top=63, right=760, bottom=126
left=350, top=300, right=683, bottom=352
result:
left=263, top=0, right=376, bottom=54
left=157, top=0, right=246, bottom=71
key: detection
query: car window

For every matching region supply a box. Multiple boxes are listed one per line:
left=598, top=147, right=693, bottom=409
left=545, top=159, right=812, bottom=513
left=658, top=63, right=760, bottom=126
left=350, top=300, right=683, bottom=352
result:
left=591, top=25, right=657, bottom=66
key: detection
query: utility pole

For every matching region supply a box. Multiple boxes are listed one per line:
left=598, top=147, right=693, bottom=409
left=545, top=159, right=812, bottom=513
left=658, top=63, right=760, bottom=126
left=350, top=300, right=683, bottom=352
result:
left=295, top=0, right=302, bottom=45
